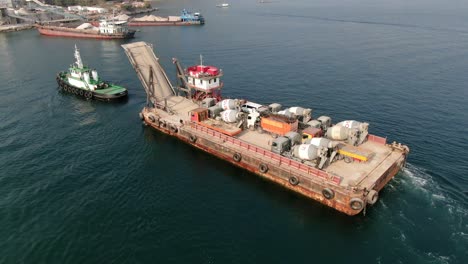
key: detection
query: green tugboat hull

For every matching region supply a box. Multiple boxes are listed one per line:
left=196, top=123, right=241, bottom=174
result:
left=56, top=72, right=128, bottom=101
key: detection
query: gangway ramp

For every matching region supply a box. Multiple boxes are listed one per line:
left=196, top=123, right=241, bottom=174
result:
left=122, top=42, right=176, bottom=102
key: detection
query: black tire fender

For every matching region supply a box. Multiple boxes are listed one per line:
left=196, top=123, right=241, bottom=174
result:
left=259, top=163, right=268, bottom=173
left=85, top=91, right=93, bottom=99
left=189, top=135, right=197, bottom=143
left=366, top=190, right=378, bottom=205
left=79, top=90, right=84, bottom=96
left=170, top=125, right=178, bottom=133
left=350, top=198, right=364, bottom=211
left=288, top=176, right=299, bottom=186
left=138, top=112, right=144, bottom=120
left=233, top=152, right=242, bottom=162
left=322, top=188, right=335, bottom=199
left=148, top=115, right=156, bottom=123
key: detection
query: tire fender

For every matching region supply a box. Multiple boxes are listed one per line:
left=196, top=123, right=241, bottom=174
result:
left=189, top=135, right=197, bottom=143
left=349, top=198, right=364, bottom=211
left=259, top=163, right=268, bottom=173
left=289, top=176, right=299, bottom=186
left=366, top=190, right=378, bottom=205
left=233, top=152, right=242, bottom=162
left=322, top=188, right=335, bottom=200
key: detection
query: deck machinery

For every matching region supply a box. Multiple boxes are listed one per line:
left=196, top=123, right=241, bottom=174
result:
left=122, top=42, right=409, bottom=216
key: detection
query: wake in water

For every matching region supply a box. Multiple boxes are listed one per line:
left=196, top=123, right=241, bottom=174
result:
left=257, top=13, right=468, bottom=35
left=401, top=164, right=467, bottom=211
left=382, top=163, right=468, bottom=263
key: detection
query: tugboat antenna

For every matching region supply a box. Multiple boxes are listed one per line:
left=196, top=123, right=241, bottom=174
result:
left=200, top=54, right=203, bottom=66
left=74, top=44, right=83, bottom=69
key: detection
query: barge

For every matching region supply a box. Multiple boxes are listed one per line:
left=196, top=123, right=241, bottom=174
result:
left=56, top=45, right=128, bottom=101
left=122, top=42, right=409, bottom=216
left=128, top=9, right=204, bottom=26
left=37, top=20, right=135, bottom=39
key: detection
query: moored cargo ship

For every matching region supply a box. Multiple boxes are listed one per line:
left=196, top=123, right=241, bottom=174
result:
left=122, top=42, right=409, bottom=216
left=128, top=9, right=204, bottom=26
left=37, top=20, right=135, bottom=39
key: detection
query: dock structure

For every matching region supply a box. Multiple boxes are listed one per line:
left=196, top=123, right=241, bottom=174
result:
left=122, top=41, right=409, bottom=216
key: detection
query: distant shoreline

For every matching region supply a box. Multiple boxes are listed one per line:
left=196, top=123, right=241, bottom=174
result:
left=0, top=24, right=34, bottom=33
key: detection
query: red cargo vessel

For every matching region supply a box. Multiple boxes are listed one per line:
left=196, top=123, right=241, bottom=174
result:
left=36, top=20, right=135, bottom=39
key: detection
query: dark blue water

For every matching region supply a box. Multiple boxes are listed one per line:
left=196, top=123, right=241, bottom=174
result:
left=1, top=0, right=467, bottom=263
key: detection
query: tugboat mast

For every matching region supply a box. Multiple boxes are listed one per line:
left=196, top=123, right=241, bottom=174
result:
left=74, top=44, right=83, bottom=69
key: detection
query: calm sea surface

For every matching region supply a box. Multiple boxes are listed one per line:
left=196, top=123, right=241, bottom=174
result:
left=1, top=0, right=467, bottom=263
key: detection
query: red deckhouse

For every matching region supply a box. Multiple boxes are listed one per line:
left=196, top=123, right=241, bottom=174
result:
left=186, top=60, right=223, bottom=101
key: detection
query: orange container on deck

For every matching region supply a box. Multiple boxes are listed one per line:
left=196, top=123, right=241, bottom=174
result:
left=260, top=115, right=298, bottom=136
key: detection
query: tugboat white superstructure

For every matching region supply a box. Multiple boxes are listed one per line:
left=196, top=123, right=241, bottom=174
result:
left=123, top=42, right=409, bottom=216
left=56, top=45, right=128, bottom=100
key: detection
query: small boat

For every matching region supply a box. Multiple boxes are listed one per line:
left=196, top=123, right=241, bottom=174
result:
left=56, top=45, right=128, bottom=101
left=216, top=3, right=230, bottom=8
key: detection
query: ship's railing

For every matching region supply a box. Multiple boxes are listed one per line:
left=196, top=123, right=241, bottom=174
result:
left=368, top=134, right=387, bottom=145
left=190, top=122, right=342, bottom=185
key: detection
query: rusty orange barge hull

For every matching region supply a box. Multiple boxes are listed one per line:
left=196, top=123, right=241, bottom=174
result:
left=139, top=107, right=408, bottom=216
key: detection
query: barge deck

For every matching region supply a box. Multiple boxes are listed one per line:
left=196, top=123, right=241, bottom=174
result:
left=122, top=42, right=409, bottom=216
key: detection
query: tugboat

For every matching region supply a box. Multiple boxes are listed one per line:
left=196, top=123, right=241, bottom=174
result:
left=56, top=45, right=128, bottom=101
